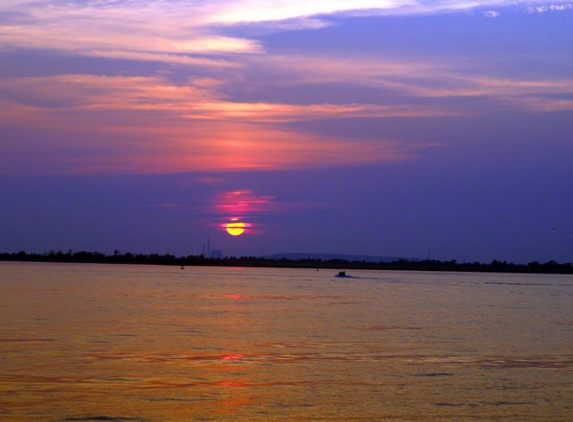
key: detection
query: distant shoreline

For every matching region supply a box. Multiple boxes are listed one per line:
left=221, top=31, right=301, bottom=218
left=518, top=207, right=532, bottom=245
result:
left=1, top=251, right=572, bottom=275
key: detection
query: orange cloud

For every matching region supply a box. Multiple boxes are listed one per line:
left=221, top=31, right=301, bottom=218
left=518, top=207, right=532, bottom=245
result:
left=0, top=74, right=456, bottom=121
left=0, top=73, right=444, bottom=175
left=0, top=113, right=414, bottom=175
left=4, top=57, right=570, bottom=177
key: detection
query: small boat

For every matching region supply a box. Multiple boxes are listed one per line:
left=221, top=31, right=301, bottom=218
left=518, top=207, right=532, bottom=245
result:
left=336, top=271, right=347, bottom=277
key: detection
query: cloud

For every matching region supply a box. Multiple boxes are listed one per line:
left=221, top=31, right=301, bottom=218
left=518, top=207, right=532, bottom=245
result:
left=527, top=4, right=572, bottom=13
left=85, top=51, right=243, bottom=68
left=251, top=54, right=573, bottom=113
left=1, top=1, right=572, bottom=66
left=2, top=0, right=572, bottom=176
left=483, top=10, right=501, bottom=17
left=0, top=74, right=429, bottom=175
left=213, top=190, right=275, bottom=216
left=0, top=0, right=262, bottom=66
left=0, top=120, right=415, bottom=175
left=2, top=59, right=572, bottom=175
left=0, top=73, right=458, bottom=121
left=203, top=0, right=404, bottom=25
left=201, top=1, right=573, bottom=24
left=409, top=76, right=573, bottom=114
left=254, top=54, right=442, bottom=88
left=210, top=189, right=278, bottom=235
left=517, top=97, right=573, bottom=112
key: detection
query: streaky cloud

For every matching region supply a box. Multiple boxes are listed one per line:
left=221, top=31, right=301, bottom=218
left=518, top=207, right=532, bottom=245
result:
left=85, top=50, right=242, bottom=67
left=202, top=0, right=573, bottom=24
left=0, top=74, right=432, bottom=175
left=253, top=54, right=573, bottom=113
left=1, top=0, right=572, bottom=66
left=528, top=3, right=572, bottom=13
left=0, top=74, right=459, bottom=120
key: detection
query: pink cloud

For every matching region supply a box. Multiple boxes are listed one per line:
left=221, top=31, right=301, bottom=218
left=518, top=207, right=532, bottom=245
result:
left=211, top=190, right=276, bottom=235
left=0, top=74, right=427, bottom=175
left=213, top=190, right=276, bottom=217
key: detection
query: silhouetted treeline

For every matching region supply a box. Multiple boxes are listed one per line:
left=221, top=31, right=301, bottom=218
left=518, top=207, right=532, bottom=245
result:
left=1, top=250, right=572, bottom=274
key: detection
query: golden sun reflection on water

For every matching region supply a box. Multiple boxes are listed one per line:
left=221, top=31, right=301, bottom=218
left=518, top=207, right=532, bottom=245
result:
left=0, top=263, right=572, bottom=421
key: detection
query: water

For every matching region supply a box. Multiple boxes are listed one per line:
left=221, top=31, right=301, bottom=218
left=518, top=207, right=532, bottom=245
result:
left=1, top=262, right=572, bottom=421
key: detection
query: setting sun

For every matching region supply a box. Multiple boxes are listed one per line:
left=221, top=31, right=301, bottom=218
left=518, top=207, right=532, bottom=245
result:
left=226, top=219, right=245, bottom=236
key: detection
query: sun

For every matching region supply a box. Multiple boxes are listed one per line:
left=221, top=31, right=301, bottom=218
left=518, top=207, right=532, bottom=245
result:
left=226, top=219, right=245, bottom=236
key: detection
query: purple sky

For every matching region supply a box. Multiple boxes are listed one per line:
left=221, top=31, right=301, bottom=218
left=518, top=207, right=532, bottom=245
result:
left=1, top=1, right=572, bottom=263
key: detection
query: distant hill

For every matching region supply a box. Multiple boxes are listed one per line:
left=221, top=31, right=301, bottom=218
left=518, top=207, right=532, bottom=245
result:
left=264, top=252, right=416, bottom=263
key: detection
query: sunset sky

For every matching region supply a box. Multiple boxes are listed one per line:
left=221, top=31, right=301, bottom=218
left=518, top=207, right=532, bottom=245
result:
left=1, top=0, right=572, bottom=263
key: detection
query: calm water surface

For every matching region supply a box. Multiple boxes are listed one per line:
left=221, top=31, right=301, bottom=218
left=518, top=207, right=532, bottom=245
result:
left=1, top=262, right=572, bottom=421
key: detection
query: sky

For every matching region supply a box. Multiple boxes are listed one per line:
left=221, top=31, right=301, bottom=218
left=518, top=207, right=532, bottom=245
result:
left=1, top=0, right=572, bottom=263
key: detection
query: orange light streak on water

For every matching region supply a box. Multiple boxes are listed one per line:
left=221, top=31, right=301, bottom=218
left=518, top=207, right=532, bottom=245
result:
left=1, top=263, right=572, bottom=421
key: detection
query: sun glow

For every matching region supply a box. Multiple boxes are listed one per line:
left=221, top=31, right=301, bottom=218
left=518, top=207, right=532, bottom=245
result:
left=226, top=219, right=246, bottom=236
